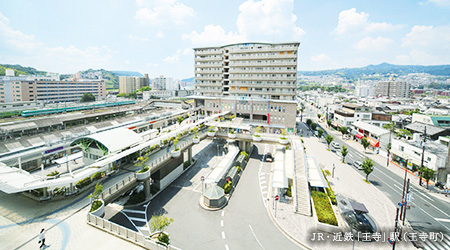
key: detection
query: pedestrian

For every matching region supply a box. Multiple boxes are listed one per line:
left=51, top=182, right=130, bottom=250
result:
left=39, top=228, right=46, bottom=248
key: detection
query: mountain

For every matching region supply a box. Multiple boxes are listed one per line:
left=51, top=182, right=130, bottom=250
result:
left=0, top=64, right=47, bottom=76
left=298, top=63, right=450, bottom=78
left=79, top=69, right=119, bottom=89
left=112, top=71, right=143, bottom=77
left=181, top=77, right=194, bottom=82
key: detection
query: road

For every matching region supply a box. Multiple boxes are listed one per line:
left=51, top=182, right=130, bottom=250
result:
left=300, top=100, right=450, bottom=250
left=143, top=139, right=300, bottom=250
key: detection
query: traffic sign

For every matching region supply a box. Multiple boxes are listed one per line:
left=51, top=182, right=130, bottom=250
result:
left=201, top=176, right=204, bottom=181
left=406, top=193, right=412, bottom=203
left=275, top=195, right=279, bottom=201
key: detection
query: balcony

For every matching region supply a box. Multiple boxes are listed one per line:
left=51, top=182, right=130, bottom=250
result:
left=195, top=56, right=223, bottom=62
left=195, top=76, right=223, bottom=81
left=229, top=82, right=295, bottom=88
left=229, top=61, right=296, bottom=67
left=194, top=50, right=223, bottom=56
left=229, top=76, right=296, bottom=81
left=230, top=53, right=297, bottom=60
left=195, top=69, right=223, bottom=74
left=195, top=82, right=222, bottom=87
left=198, top=88, right=223, bottom=94
left=228, top=46, right=297, bottom=54
left=228, top=68, right=297, bottom=74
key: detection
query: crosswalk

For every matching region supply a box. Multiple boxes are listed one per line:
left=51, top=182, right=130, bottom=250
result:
left=121, top=205, right=150, bottom=235
left=416, top=231, right=450, bottom=250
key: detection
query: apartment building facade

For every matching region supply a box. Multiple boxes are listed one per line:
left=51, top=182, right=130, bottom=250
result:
left=0, top=78, right=36, bottom=103
left=376, top=77, right=411, bottom=98
left=192, top=42, right=300, bottom=133
left=333, top=103, right=392, bottom=128
left=36, top=80, right=106, bottom=102
left=119, top=74, right=150, bottom=94
left=152, top=75, right=177, bottom=91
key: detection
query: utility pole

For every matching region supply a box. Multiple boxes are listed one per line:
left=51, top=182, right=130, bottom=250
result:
left=392, top=207, right=400, bottom=250
left=419, top=126, right=426, bottom=186
left=402, top=178, right=410, bottom=225
left=399, top=159, right=408, bottom=221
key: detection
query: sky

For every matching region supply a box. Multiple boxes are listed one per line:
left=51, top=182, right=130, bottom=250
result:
left=1, top=0, right=450, bottom=79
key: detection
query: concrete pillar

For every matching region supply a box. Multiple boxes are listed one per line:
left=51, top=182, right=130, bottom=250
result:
left=188, top=147, right=192, bottom=164
left=43, top=187, right=49, bottom=199
left=143, top=179, right=151, bottom=199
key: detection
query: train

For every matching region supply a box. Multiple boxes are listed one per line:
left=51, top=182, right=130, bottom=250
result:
left=18, top=100, right=136, bottom=117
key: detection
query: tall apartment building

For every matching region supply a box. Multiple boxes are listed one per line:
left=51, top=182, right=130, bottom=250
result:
left=35, top=80, right=105, bottom=102
left=0, top=79, right=36, bottom=102
left=192, top=42, right=300, bottom=133
left=119, top=74, right=150, bottom=94
left=376, top=77, right=410, bottom=98
left=152, top=75, right=177, bottom=91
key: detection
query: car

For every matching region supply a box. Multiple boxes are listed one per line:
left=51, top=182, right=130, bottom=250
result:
left=263, top=152, right=273, bottom=162
left=331, top=141, right=340, bottom=149
left=435, top=182, right=445, bottom=189
left=353, top=161, right=363, bottom=170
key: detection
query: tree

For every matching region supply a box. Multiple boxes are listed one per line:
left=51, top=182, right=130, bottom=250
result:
left=421, top=167, right=435, bottom=189
left=383, top=122, right=396, bottom=166
left=398, top=129, right=412, bottom=139
left=317, top=129, right=324, bottom=139
left=150, top=214, right=174, bottom=233
left=361, top=137, right=370, bottom=152
left=341, top=146, right=348, bottom=163
left=88, top=183, right=103, bottom=200
left=325, top=134, right=334, bottom=149
left=311, top=123, right=318, bottom=131
left=339, top=126, right=348, bottom=138
left=362, top=157, right=374, bottom=181
left=80, top=93, right=96, bottom=102
left=327, top=119, right=332, bottom=127
left=306, top=119, right=312, bottom=128
left=317, top=114, right=322, bottom=119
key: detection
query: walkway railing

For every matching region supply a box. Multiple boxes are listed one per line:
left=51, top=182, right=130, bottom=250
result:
left=87, top=213, right=182, bottom=250
left=100, top=174, right=137, bottom=202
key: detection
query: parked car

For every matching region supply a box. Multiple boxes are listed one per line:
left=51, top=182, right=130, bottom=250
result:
left=263, top=152, right=273, bottom=162
left=435, top=182, right=445, bottom=189
left=353, top=161, right=363, bottom=170
left=331, top=141, right=340, bottom=149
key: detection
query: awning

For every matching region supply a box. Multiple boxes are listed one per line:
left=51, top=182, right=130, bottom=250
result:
left=366, top=137, right=380, bottom=148
left=350, top=201, right=369, bottom=214
left=355, top=133, right=364, bottom=139
left=307, top=156, right=328, bottom=188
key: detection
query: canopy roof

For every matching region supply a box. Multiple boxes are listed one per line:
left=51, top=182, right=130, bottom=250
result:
left=71, top=127, right=142, bottom=154
left=307, top=156, right=327, bottom=188
left=204, top=185, right=225, bottom=199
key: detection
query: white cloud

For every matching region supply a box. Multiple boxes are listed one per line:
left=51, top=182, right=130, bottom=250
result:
left=397, top=25, right=450, bottom=64
left=0, top=12, right=42, bottom=51
left=135, top=0, right=195, bottom=26
left=427, top=0, right=450, bottom=6
left=354, top=36, right=393, bottom=51
left=182, top=24, right=244, bottom=46
left=236, top=0, right=305, bottom=40
left=127, top=34, right=150, bottom=42
left=0, top=12, right=114, bottom=73
left=334, top=8, right=401, bottom=35
left=156, top=31, right=164, bottom=38
left=310, top=54, right=331, bottom=63
left=183, top=0, right=305, bottom=46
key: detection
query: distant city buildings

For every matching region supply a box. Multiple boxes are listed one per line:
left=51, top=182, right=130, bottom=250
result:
left=119, top=74, right=150, bottom=94
left=192, top=42, right=300, bottom=133
left=375, top=76, right=411, bottom=98
left=0, top=70, right=105, bottom=103
left=152, top=75, right=179, bottom=91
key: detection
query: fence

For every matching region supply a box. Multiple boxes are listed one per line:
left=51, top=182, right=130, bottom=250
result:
left=87, top=213, right=182, bottom=250
left=100, top=174, right=137, bottom=202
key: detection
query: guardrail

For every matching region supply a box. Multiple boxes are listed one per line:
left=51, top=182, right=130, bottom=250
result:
left=87, top=213, right=182, bottom=250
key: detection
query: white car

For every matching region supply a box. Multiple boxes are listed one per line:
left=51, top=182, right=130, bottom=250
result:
left=331, top=141, right=340, bottom=149
left=353, top=161, right=363, bottom=170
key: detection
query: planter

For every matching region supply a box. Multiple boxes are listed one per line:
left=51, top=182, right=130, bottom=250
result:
left=228, top=133, right=237, bottom=139
left=171, top=149, right=181, bottom=158
left=193, top=137, right=200, bottom=144
left=253, top=135, right=262, bottom=142
left=136, top=169, right=151, bottom=181
left=279, top=138, right=288, bottom=145
left=89, top=199, right=105, bottom=218
left=207, top=131, right=216, bottom=137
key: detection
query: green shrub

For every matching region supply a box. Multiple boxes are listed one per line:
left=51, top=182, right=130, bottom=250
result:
left=90, top=200, right=103, bottom=212
left=90, top=171, right=104, bottom=181
left=223, top=181, right=232, bottom=194
left=236, top=166, right=242, bottom=173
left=137, top=166, right=149, bottom=173
left=47, top=170, right=60, bottom=177
left=326, top=187, right=337, bottom=205
left=184, top=161, right=190, bottom=168
left=240, top=151, right=249, bottom=160
left=286, top=186, right=292, bottom=197
left=301, top=139, right=304, bottom=143
left=158, top=232, right=170, bottom=245
left=311, top=191, right=338, bottom=226
left=75, top=177, right=92, bottom=189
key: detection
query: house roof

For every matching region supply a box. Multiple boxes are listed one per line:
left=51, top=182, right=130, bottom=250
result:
left=352, top=121, right=389, bottom=136
left=404, top=122, right=446, bottom=136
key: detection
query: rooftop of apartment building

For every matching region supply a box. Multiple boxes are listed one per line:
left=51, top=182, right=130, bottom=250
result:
left=193, top=41, right=300, bottom=50
left=396, top=136, right=448, bottom=156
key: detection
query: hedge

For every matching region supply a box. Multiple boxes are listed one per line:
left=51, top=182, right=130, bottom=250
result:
left=223, top=181, right=232, bottom=194
left=76, top=177, right=92, bottom=189
left=311, top=190, right=338, bottom=226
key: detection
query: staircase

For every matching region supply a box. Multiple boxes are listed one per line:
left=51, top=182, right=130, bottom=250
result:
left=294, top=147, right=311, bottom=216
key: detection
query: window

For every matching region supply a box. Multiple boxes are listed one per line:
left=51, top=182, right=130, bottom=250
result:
left=427, top=157, right=431, bottom=162
left=400, top=146, right=404, bottom=152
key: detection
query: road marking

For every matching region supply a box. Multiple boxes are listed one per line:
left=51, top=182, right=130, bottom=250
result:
left=249, top=225, right=266, bottom=250
left=225, top=244, right=230, bottom=250
left=221, top=211, right=225, bottom=217
left=222, top=231, right=226, bottom=239
left=393, top=183, right=403, bottom=190
left=221, top=220, right=224, bottom=227
left=435, top=218, right=450, bottom=223
left=417, top=191, right=433, bottom=202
